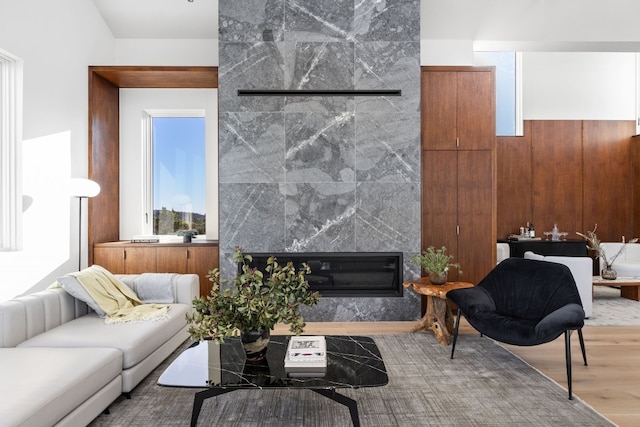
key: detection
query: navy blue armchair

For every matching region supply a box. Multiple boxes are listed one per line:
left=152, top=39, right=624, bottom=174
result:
left=447, top=257, right=587, bottom=399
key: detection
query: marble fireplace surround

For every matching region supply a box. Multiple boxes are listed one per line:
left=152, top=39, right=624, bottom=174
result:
left=218, top=0, right=421, bottom=322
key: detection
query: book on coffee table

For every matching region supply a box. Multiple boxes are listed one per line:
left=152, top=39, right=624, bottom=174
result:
left=285, top=336, right=327, bottom=376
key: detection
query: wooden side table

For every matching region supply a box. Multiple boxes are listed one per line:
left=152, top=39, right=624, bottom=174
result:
left=403, top=278, right=474, bottom=346
left=592, top=276, right=640, bottom=301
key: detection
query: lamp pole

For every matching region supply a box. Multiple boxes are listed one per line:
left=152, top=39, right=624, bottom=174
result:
left=69, top=178, right=101, bottom=271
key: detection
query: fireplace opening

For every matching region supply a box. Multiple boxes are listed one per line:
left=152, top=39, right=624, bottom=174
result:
left=244, top=252, right=403, bottom=297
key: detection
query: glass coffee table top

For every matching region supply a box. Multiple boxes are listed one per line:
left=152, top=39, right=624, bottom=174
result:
left=158, top=335, right=387, bottom=426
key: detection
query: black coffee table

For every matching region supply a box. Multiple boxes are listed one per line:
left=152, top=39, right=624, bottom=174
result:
left=158, top=335, right=388, bottom=426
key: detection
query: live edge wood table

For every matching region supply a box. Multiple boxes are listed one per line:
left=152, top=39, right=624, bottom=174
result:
left=158, top=336, right=388, bottom=427
left=593, top=276, right=640, bottom=301
left=403, top=278, right=474, bottom=346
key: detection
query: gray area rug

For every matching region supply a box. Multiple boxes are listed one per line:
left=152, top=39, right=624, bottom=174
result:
left=587, top=285, right=640, bottom=326
left=90, top=334, right=612, bottom=426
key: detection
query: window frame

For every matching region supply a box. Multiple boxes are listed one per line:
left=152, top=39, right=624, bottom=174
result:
left=0, top=49, right=23, bottom=251
left=141, top=109, right=207, bottom=237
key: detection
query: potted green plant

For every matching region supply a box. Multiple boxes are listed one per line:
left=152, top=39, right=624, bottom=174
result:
left=412, top=246, right=462, bottom=285
left=186, top=247, right=320, bottom=360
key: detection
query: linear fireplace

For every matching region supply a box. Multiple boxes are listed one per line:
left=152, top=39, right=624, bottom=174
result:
left=245, top=252, right=403, bottom=297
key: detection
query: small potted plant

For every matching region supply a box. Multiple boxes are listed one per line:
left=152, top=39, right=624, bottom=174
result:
left=186, top=247, right=320, bottom=360
left=576, top=224, right=638, bottom=280
left=412, top=246, right=462, bottom=285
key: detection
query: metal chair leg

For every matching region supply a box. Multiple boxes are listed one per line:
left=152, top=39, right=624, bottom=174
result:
left=450, top=310, right=461, bottom=359
left=565, top=330, right=573, bottom=400
left=578, top=328, right=588, bottom=366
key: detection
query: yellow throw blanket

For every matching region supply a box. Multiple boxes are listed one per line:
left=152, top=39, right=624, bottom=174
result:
left=70, top=265, right=169, bottom=323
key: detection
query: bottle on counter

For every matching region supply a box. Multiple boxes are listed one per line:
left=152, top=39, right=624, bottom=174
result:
left=529, top=223, right=535, bottom=238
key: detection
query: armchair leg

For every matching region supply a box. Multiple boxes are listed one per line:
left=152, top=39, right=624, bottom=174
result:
left=578, top=328, right=588, bottom=366
left=565, top=331, right=573, bottom=400
left=450, top=310, right=462, bottom=359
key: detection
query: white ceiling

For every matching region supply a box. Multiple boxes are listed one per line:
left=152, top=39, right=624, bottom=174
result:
left=92, top=0, right=218, bottom=39
left=93, top=0, right=640, bottom=51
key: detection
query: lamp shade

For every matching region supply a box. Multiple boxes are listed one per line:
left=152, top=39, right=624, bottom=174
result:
left=69, top=178, right=101, bottom=198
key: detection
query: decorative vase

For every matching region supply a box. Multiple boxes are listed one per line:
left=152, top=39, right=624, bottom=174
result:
left=428, top=270, right=448, bottom=285
left=240, top=329, right=270, bottom=361
left=601, top=266, right=617, bottom=280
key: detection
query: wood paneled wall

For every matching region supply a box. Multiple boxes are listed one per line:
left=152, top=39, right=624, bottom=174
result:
left=497, top=120, right=636, bottom=243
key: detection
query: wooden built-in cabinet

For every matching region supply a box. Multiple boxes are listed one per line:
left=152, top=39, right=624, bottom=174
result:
left=421, top=67, right=497, bottom=286
left=93, top=241, right=219, bottom=296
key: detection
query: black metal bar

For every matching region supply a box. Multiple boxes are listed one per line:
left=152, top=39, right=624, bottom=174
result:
left=237, top=89, right=401, bottom=97
left=578, top=328, right=588, bottom=366
left=565, top=331, right=573, bottom=400
left=312, top=389, right=360, bottom=427
left=450, top=310, right=461, bottom=359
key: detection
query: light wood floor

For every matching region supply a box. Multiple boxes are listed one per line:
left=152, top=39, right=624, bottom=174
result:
left=275, top=321, right=640, bottom=427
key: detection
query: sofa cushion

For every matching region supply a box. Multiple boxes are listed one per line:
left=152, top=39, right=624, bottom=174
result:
left=56, top=275, right=107, bottom=318
left=0, top=347, right=122, bottom=427
left=18, top=304, right=190, bottom=370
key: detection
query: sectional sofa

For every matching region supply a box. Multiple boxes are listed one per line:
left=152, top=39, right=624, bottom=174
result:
left=0, top=272, right=198, bottom=427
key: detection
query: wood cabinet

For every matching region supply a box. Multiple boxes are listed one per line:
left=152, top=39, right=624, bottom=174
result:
left=422, top=67, right=495, bottom=151
left=421, top=67, right=496, bottom=286
left=93, top=241, right=219, bottom=296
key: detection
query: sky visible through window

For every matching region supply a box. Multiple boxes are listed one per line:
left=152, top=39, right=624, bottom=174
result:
left=152, top=117, right=206, bottom=233
left=474, top=51, right=517, bottom=136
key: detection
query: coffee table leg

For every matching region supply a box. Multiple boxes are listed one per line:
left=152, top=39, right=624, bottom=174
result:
left=191, top=388, right=235, bottom=427
left=312, top=389, right=360, bottom=427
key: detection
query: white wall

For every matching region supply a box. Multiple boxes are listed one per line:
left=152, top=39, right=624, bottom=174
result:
left=421, top=0, right=640, bottom=122
left=0, top=0, right=115, bottom=301
left=523, top=52, right=636, bottom=120
left=114, top=39, right=218, bottom=66
left=119, top=89, right=219, bottom=241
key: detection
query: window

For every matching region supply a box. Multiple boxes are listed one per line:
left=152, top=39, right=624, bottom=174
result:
left=473, top=51, right=523, bottom=136
left=0, top=49, right=23, bottom=251
left=143, top=110, right=206, bottom=236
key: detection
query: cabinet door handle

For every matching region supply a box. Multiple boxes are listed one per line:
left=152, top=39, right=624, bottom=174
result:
left=456, top=225, right=460, bottom=235
left=456, top=137, right=460, bottom=148
left=186, top=249, right=189, bottom=259
left=123, top=249, right=127, bottom=260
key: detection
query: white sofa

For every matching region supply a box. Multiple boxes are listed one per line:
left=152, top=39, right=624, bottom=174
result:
left=524, top=252, right=593, bottom=318
left=599, top=242, right=640, bottom=277
left=0, top=272, right=198, bottom=427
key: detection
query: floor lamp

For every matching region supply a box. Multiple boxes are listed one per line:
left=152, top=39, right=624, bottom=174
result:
left=70, top=178, right=101, bottom=271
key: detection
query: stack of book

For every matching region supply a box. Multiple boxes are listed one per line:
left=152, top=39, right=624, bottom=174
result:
left=284, top=336, right=327, bottom=377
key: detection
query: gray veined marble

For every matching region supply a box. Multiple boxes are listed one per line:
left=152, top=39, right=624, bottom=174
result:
left=355, top=112, right=420, bottom=183
left=219, top=42, right=285, bottom=113
left=355, top=182, right=420, bottom=254
left=284, top=0, right=354, bottom=42
left=285, top=42, right=354, bottom=91
left=285, top=111, right=355, bottom=183
left=284, top=182, right=356, bottom=252
left=219, top=183, right=285, bottom=253
left=355, top=41, right=420, bottom=113
left=355, top=0, right=420, bottom=42
left=219, top=112, right=285, bottom=184
left=219, top=0, right=285, bottom=42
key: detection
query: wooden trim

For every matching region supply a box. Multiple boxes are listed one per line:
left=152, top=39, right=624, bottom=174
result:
left=87, top=66, right=218, bottom=265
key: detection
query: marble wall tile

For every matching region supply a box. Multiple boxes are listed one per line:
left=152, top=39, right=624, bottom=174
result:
left=219, top=42, right=285, bottom=113
left=219, top=112, right=285, bottom=183
left=284, top=182, right=356, bottom=252
left=219, top=0, right=285, bottom=42
left=284, top=0, right=354, bottom=41
left=285, top=42, right=354, bottom=90
left=355, top=41, right=420, bottom=113
left=285, top=111, right=355, bottom=183
left=355, top=182, right=420, bottom=253
left=355, top=0, right=420, bottom=42
left=219, top=183, right=286, bottom=253
left=355, top=112, right=420, bottom=183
